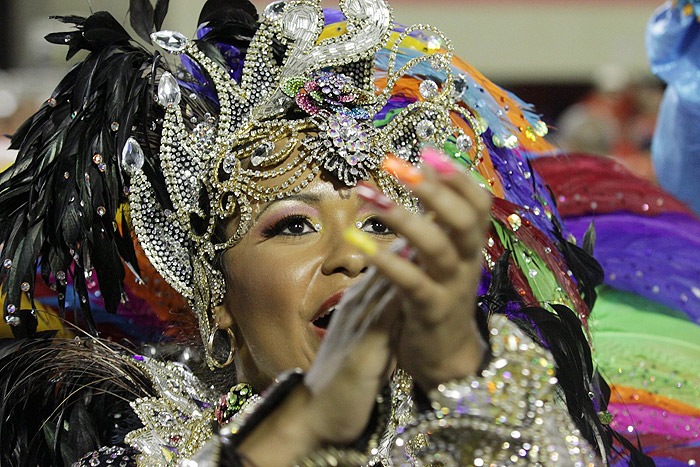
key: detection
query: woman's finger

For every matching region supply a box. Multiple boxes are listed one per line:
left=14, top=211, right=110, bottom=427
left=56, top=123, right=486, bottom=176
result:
left=441, top=171, right=493, bottom=219
left=378, top=206, right=461, bottom=280
left=409, top=171, right=489, bottom=258
left=419, top=149, right=492, bottom=224
left=342, top=229, right=444, bottom=316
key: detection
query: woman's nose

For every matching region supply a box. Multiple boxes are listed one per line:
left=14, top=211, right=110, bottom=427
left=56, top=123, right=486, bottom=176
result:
left=321, top=230, right=369, bottom=277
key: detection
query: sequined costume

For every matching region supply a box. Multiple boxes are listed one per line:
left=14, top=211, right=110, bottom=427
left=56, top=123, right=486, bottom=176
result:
left=68, top=316, right=599, bottom=466
left=0, top=0, right=649, bottom=465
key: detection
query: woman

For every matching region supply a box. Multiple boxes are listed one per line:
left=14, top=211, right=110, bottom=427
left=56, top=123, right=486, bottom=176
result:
left=0, top=0, right=639, bottom=465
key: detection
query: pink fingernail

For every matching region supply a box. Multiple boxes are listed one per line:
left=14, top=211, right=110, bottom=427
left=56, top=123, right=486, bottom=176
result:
left=421, top=147, right=456, bottom=175
left=356, top=182, right=394, bottom=210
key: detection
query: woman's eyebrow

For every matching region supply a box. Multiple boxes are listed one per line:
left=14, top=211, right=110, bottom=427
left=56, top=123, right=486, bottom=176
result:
left=254, top=193, right=324, bottom=221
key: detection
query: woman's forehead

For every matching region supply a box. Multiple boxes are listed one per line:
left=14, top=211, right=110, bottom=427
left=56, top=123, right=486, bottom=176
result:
left=250, top=176, right=361, bottom=216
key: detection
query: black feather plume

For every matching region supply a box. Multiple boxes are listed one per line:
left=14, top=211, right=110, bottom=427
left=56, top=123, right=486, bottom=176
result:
left=550, top=217, right=605, bottom=310
left=0, top=336, right=155, bottom=465
left=129, top=0, right=155, bottom=44
left=154, top=0, right=171, bottom=31
left=0, top=12, right=164, bottom=337
left=198, top=0, right=258, bottom=28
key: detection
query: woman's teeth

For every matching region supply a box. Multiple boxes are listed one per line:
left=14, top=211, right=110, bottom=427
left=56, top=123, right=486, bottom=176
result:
left=313, top=307, right=336, bottom=329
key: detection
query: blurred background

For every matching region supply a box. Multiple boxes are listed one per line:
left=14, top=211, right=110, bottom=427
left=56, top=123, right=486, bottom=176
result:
left=0, top=0, right=665, bottom=179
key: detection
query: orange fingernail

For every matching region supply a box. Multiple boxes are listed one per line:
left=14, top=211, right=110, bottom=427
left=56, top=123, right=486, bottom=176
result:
left=382, top=155, right=424, bottom=185
left=421, top=147, right=456, bottom=175
left=343, top=228, right=379, bottom=256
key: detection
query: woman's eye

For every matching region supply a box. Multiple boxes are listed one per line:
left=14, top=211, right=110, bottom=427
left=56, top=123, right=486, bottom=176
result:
left=360, top=217, right=393, bottom=235
left=262, top=215, right=317, bottom=238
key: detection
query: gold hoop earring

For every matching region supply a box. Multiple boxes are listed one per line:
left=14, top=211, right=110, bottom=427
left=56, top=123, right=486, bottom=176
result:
left=207, top=324, right=235, bottom=368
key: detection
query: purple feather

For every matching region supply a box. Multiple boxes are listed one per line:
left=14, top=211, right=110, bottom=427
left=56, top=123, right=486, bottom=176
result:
left=565, top=212, right=700, bottom=322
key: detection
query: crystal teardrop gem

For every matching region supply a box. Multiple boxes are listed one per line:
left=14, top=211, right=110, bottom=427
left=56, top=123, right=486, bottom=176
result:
left=158, top=72, right=181, bottom=107
left=122, top=137, right=145, bottom=175
left=263, top=1, right=287, bottom=22
left=151, top=30, right=188, bottom=53
left=250, top=141, right=274, bottom=166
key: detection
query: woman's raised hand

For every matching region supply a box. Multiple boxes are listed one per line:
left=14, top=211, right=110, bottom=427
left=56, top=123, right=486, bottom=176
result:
left=237, top=149, right=492, bottom=464
left=350, top=148, right=492, bottom=390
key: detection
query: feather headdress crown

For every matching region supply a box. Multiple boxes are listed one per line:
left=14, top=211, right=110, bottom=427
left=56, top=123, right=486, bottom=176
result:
left=126, top=0, right=498, bottom=367
left=1, top=0, right=556, bottom=370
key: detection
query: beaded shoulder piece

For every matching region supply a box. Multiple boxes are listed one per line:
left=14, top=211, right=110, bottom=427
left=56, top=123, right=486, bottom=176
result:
left=122, top=356, right=218, bottom=466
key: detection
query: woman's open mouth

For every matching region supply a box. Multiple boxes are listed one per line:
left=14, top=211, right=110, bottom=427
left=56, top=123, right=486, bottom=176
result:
left=313, top=306, right=336, bottom=330
left=311, top=291, right=344, bottom=339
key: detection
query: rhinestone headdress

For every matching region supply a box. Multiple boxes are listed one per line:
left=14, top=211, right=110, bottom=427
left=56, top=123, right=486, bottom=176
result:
left=5, top=0, right=590, bottom=370
left=126, top=0, right=507, bottom=367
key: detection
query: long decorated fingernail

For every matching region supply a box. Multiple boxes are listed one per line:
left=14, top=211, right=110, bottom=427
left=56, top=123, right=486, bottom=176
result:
left=356, top=182, right=394, bottom=210
left=382, top=154, right=424, bottom=185
left=343, top=228, right=379, bottom=256
left=421, top=147, right=456, bottom=174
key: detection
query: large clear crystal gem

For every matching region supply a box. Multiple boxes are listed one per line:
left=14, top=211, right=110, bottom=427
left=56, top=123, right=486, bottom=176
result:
left=340, top=124, right=358, bottom=140
left=122, top=137, right=145, bottom=175
left=250, top=141, right=275, bottom=166
left=263, top=0, right=287, bottom=21
left=426, top=35, right=444, bottom=50
left=158, top=72, right=181, bottom=107
left=419, top=80, right=439, bottom=100
left=190, top=122, right=217, bottom=153
left=222, top=154, right=237, bottom=174
left=457, top=134, right=473, bottom=153
left=151, top=30, right=188, bottom=53
left=415, top=120, right=436, bottom=140
left=453, top=74, right=467, bottom=98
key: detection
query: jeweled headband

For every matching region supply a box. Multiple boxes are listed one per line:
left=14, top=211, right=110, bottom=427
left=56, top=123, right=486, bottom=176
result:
left=2, top=0, right=589, bottom=370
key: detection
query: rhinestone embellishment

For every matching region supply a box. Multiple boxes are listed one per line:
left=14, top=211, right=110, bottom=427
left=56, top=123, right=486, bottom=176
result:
left=457, top=134, right=473, bottom=153
left=122, top=138, right=145, bottom=175
left=419, top=79, right=439, bottom=100
left=157, top=72, right=181, bottom=107
left=151, top=30, right=189, bottom=54
left=415, top=120, right=436, bottom=140
left=263, top=0, right=287, bottom=21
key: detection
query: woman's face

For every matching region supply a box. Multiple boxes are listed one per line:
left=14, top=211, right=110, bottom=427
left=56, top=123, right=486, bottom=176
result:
left=216, top=176, right=396, bottom=391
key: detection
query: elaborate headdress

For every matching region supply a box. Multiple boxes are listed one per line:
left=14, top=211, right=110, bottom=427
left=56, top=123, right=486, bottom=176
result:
left=1, top=0, right=593, bottom=370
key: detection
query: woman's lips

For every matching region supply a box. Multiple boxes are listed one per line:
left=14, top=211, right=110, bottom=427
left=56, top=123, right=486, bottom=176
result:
left=312, top=326, right=328, bottom=340
left=311, top=290, right=345, bottom=339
